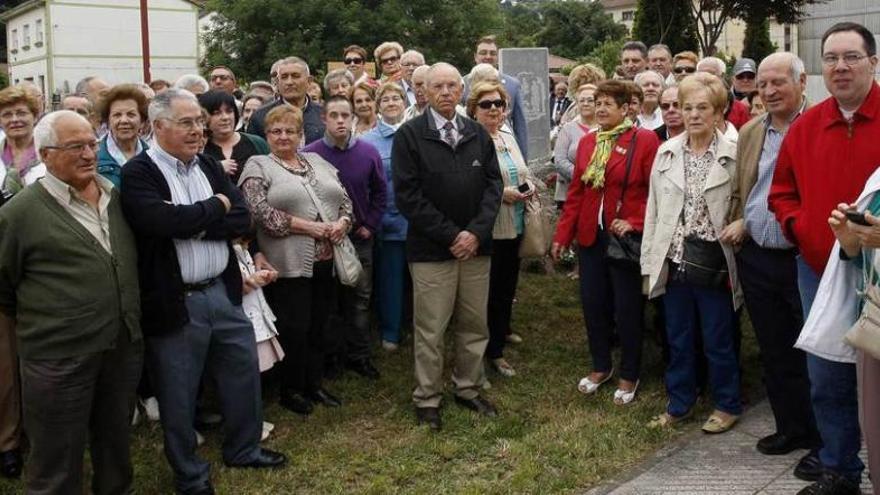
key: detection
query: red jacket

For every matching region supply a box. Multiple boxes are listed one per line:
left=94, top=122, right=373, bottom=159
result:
left=769, top=82, right=880, bottom=275
left=554, top=127, right=660, bottom=248
left=727, top=99, right=751, bottom=130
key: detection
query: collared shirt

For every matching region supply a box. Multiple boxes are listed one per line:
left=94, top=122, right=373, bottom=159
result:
left=41, top=171, right=114, bottom=254
left=148, top=144, right=228, bottom=283
left=744, top=103, right=805, bottom=249
left=322, top=133, right=357, bottom=151
left=669, top=139, right=719, bottom=263
left=430, top=107, right=459, bottom=145
left=106, top=133, right=144, bottom=166
left=402, top=80, right=417, bottom=107
left=638, top=107, right=664, bottom=131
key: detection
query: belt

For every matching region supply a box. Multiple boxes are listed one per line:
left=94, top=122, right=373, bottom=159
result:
left=183, top=278, right=217, bottom=292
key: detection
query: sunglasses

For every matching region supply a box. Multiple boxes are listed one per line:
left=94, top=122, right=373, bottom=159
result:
left=344, top=57, right=364, bottom=65
left=673, top=66, right=696, bottom=74
left=735, top=72, right=756, bottom=80
left=660, top=102, right=680, bottom=110
left=380, top=56, right=400, bottom=65
left=477, top=99, right=506, bottom=110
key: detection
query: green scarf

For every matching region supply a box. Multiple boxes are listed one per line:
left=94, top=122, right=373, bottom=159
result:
left=581, top=119, right=634, bottom=189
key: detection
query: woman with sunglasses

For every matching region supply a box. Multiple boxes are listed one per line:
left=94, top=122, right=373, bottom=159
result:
left=342, top=45, right=376, bottom=88
left=672, top=51, right=699, bottom=83
left=373, top=42, right=405, bottom=83
left=467, top=81, right=536, bottom=378
left=551, top=79, right=660, bottom=405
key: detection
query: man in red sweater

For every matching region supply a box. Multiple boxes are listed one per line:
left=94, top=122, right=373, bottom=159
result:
left=769, top=21, right=880, bottom=495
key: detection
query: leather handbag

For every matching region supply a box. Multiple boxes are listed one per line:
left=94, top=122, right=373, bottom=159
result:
left=680, top=236, right=728, bottom=289
left=605, top=131, right=642, bottom=267
left=845, top=249, right=880, bottom=360
left=519, top=192, right=554, bottom=258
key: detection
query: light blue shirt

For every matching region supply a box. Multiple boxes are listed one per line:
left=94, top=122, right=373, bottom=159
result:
left=148, top=144, right=229, bottom=283
left=744, top=117, right=796, bottom=249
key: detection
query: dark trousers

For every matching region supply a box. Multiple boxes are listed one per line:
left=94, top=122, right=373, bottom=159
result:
left=487, top=237, right=522, bottom=360
left=737, top=240, right=818, bottom=442
left=21, top=329, right=142, bottom=495
left=266, top=261, right=336, bottom=395
left=340, top=237, right=374, bottom=362
left=0, top=312, right=20, bottom=453
left=578, top=231, right=645, bottom=382
left=147, top=280, right=262, bottom=493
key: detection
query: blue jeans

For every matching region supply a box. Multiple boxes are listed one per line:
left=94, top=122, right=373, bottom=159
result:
left=376, top=240, right=407, bottom=344
left=797, top=256, right=863, bottom=482
left=663, top=278, right=741, bottom=417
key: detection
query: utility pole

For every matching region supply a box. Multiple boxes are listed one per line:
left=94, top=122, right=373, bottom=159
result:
left=139, top=0, right=151, bottom=82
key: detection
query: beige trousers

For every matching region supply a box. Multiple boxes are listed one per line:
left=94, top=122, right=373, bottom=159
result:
left=410, top=257, right=490, bottom=408
left=858, top=350, right=880, bottom=494
left=0, top=311, right=20, bottom=452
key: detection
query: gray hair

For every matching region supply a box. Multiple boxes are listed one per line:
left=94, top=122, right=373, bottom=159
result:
left=648, top=44, right=673, bottom=58
left=148, top=88, right=199, bottom=124
left=401, top=50, right=426, bottom=65
left=173, top=74, right=209, bottom=94
left=426, top=62, right=461, bottom=84
left=697, top=57, right=727, bottom=76
left=468, top=63, right=499, bottom=85
left=759, top=52, right=806, bottom=82
left=74, top=76, right=98, bottom=96
left=33, top=110, right=91, bottom=153
left=634, top=70, right=666, bottom=89
left=323, top=69, right=354, bottom=92
left=412, top=65, right=430, bottom=80
left=621, top=41, right=648, bottom=58
left=270, top=56, right=310, bottom=79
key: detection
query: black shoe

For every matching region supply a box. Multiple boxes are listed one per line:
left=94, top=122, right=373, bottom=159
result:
left=346, top=359, right=380, bottom=380
left=415, top=406, right=442, bottom=431
left=0, top=449, right=21, bottom=479
left=226, top=448, right=287, bottom=469
left=279, top=393, right=313, bottom=415
left=794, top=450, right=823, bottom=482
left=454, top=395, right=498, bottom=417
left=181, top=482, right=215, bottom=495
left=796, top=472, right=860, bottom=495
left=757, top=432, right=812, bottom=455
left=306, top=388, right=342, bottom=407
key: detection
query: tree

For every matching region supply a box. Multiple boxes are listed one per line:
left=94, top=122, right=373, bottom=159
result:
left=499, top=1, right=542, bottom=48
left=584, top=39, right=625, bottom=77
left=632, top=0, right=700, bottom=55
left=689, top=0, right=819, bottom=56
left=742, top=13, right=777, bottom=62
left=532, top=1, right=627, bottom=61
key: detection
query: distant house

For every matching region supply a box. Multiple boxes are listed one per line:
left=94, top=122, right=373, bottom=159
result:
left=2, top=0, right=200, bottom=104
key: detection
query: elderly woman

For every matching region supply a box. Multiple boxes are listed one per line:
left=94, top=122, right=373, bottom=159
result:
left=343, top=44, right=373, bottom=87
left=361, top=82, right=408, bottom=351
left=641, top=72, right=741, bottom=432
left=198, top=90, right=268, bottom=184
left=0, top=86, right=42, bottom=192
left=374, top=41, right=405, bottom=82
left=351, top=82, right=378, bottom=137
left=94, top=84, right=150, bottom=188
left=553, top=84, right=597, bottom=207
left=467, top=81, right=536, bottom=377
left=552, top=80, right=660, bottom=404
left=239, top=93, right=265, bottom=132
left=324, top=69, right=354, bottom=98
left=173, top=74, right=210, bottom=96
left=238, top=105, right=352, bottom=415
left=560, top=64, right=606, bottom=126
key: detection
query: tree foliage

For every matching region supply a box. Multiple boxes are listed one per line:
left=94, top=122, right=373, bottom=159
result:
left=583, top=39, right=626, bottom=77
left=531, top=1, right=627, bottom=61
left=632, top=0, right=700, bottom=55
left=742, top=11, right=777, bottom=61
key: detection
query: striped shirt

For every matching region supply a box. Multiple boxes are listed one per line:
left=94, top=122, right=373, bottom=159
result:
left=148, top=145, right=229, bottom=283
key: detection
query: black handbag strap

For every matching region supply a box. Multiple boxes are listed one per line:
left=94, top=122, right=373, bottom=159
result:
left=614, top=129, right=639, bottom=218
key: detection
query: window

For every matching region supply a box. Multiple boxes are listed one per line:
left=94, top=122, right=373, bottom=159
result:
left=23, top=24, right=30, bottom=48
left=35, top=19, right=43, bottom=45
left=10, top=29, right=18, bottom=52
left=622, top=10, right=635, bottom=21
left=784, top=25, right=792, bottom=52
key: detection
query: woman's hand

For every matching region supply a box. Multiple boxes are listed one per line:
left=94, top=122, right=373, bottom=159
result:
left=301, top=220, right=329, bottom=240
left=550, top=242, right=567, bottom=262
left=502, top=186, right=527, bottom=205
left=829, top=203, right=862, bottom=258
left=250, top=269, right=274, bottom=287
left=220, top=159, right=239, bottom=176
left=719, top=219, right=746, bottom=245
left=327, top=219, right=348, bottom=244
left=609, top=219, right=634, bottom=237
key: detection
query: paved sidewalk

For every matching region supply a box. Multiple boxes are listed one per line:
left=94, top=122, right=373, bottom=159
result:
left=586, top=400, right=873, bottom=495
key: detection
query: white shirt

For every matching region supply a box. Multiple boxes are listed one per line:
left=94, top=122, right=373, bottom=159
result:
left=430, top=107, right=459, bottom=145
left=637, top=107, right=664, bottom=130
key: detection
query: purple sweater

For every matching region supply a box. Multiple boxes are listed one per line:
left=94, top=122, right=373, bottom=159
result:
left=303, top=136, right=387, bottom=234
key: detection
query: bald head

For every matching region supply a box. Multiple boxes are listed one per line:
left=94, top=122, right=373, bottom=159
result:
left=759, top=52, right=805, bottom=82
left=757, top=52, right=806, bottom=121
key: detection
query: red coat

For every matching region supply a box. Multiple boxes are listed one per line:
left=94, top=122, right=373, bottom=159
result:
left=769, top=82, right=880, bottom=275
left=554, top=127, right=660, bottom=248
left=727, top=99, right=751, bottom=130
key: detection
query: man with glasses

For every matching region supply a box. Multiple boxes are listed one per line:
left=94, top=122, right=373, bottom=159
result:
left=121, top=89, right=286, bottom=495
left=400, top=50, right=425, bottom=107
left=0, top=110, right=142, bottom=494
left=208, top=65, right=238, bottom=97
left=247, top=56, right=324, bottom=144
left=671, top=51, right=699, bottom=83
left=654, top=86, right=683, bottom=142
left=769, top=22, right=880, bottom=495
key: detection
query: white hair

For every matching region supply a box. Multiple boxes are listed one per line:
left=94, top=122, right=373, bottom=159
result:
left=697, top=57, right=727, bottom=76
left=759, top=52, right=806, bottom=82
left=148, top=88, right=199, bottom=124
left=401, top=50, right=426, bottom=65
left=634, top=70, right=666, bottom=89
left=427, top=62, right=461, bottom=85
left=323, top=69, right=354, bottom=92
left=469, top=63, right=499, bottom=85
left=411, top=65, right=430, bottom=80
left=33, top=110, right=91, bottom=153
left=173, top=74, right=209, bottom=94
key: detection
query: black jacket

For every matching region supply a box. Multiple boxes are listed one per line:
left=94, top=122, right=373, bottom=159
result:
left=391, top=111, right=502, bottom=262
left=246, top=96, right=324, bottom=145
left=120, top=150, right=251, bottom=336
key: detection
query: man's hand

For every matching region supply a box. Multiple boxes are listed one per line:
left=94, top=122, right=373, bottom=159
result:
left=449, top=231, right=479, bottom=260
left=550, top=242, right=567, bottom=262
left=215, top=193, right=231, bottom=213
left=719, top=219, right=746, bottom=245
left=253, top=253, right=279, bottom=283
left=355, top=226, right=373, bottom=240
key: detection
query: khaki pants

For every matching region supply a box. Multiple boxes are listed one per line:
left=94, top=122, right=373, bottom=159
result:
left=410, top=257, right=490, bottom=408
left=0, top=312, right=20, bottom=452
left=857, top=350, right=880, bottom=494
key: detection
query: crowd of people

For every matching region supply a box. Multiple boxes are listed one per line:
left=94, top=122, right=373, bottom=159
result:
left=0, top=22, right=877, bottom=495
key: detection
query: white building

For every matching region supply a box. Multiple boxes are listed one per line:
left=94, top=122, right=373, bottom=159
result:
left=2, top=0, right=201, bottom=105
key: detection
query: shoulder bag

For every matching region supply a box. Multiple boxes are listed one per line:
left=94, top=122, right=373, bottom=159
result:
left=518, top=191, right=554, bottom=258
left=605, top=131, right=642, bottom=267
left=845, top=248, right=880, bottom=360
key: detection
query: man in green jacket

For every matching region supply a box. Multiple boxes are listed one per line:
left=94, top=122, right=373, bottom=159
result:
left=0, top=110, right=143, bottom=495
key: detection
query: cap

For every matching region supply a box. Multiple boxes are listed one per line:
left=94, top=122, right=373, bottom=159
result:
left=733, top=58, right=757, bottom=76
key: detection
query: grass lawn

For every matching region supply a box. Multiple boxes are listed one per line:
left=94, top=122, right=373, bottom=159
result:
left=0, top=270, right=761, bottom=495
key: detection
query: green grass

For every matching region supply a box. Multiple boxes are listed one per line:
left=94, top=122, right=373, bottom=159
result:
left=0, top=271, right=761, bottom=495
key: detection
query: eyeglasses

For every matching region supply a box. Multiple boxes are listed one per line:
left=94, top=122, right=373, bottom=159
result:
left=267, top=128, right=300, bottom=136
left=211, top=73, right=233, bottom=81
left=344, top=57, right=364, bottom=65
left=164, top=117, right=206, bottom=130
left=477, top=99, right=506, bottom=110
left=379, top=95, right=404, bottom=104
left=380, top=56, right=400, bottom=65
left=44, top=140, right=99, bottom=154
left=660, top=102, right=680, bottom=111
left=673, top=66, right=696, bottom=74
left=0, top=109, right=32, bottom=120
left=822, top=52, right=868, bottom=67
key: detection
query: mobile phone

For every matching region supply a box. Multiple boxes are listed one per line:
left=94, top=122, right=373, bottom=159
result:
left=845, top=209, right=872, bottom=226
left=517, top=182, right=531, bottom=193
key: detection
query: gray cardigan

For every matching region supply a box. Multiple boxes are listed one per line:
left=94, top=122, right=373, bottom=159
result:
left=553, top=120, right=590, bottom=202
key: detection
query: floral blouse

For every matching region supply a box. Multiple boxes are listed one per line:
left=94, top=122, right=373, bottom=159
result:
left=241, top=154, right=353, bottom=261
left=668, top=139, right=719, bottom=264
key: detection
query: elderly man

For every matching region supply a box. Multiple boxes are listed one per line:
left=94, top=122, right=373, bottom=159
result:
left=403, top=65, right=430, bottom=121
left=174, top=75, right=210, bottom=96
left=634, top=70, right=665, bottom=130
left=732, top=58, right=758, bottom=100
left=770, top=22, right=880, bottom=495
left=392, top=62, right=503, bottom=431
left=648, top=44, right=675, bottom=85
left=61, top=94, right=93, bottom=121
left=0, top=110, right=142, bottom=494
left=208, top=65, right=238, bottom=96
left=620, top=41, right=648, bottom=80
left=401, top=50, right=426, bottom=107
left=247, top=81, right=275, bottom=101
left=247, top=56, right=324, bottom=143
left=121, top=89, right=285, bottom=495
left=654, top=86, right=684, bottom=141
left=149, top=79, right=171, bottom=94
left=723, top=52, right=821, bottom=482
left=549, top=81, right=571, bottom=128
left=75, top=76, right=110, bottom=104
